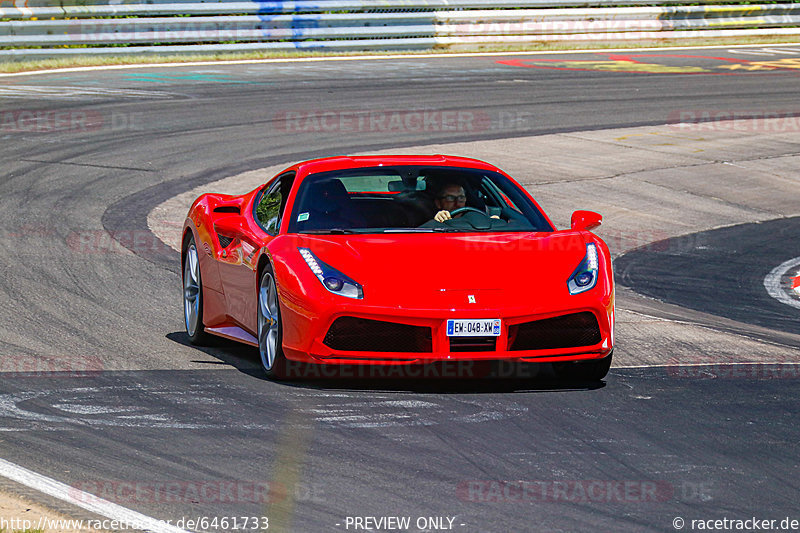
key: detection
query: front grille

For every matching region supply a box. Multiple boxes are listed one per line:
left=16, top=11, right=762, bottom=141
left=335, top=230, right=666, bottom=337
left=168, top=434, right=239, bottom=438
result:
left=508, top=312, right=602, bottom=351
left=324, top=317, right=432, bottom=353
left=449, top=336, right=497, bottom=352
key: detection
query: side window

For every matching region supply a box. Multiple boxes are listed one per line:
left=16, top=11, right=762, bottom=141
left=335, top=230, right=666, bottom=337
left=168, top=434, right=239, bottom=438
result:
left=481, top=176, right=523, bottom=214
left=255, top=171, right=295, bottom=234
left=256, top=180, right=283, bottom=234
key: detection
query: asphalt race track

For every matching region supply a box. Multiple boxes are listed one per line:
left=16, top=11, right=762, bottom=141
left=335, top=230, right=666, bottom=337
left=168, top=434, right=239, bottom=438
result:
left=1, top=48, right=799, bottom=532
left=616, top=216, right=800, bottom=336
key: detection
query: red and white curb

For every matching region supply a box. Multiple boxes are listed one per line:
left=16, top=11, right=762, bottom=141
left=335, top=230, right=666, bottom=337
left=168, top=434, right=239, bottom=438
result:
left=764, top=256, right=800, bottom=310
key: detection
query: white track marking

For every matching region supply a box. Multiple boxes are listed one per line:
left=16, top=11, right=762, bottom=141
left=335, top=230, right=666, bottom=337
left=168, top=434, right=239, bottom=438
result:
left=764, top=256, right=800, bottom=310
left=759, top=48, right=800, bottom=54
left=2, top=42, right=800, bottom=78
left=727, top=49, right=777, bottom=55
left=0, top=457, right=192, bottom=533
left=0, top=85, right=175, bottom=99
left=727, top=47, right=800, bottom=55
left=0, top=386, right=528, bottom=431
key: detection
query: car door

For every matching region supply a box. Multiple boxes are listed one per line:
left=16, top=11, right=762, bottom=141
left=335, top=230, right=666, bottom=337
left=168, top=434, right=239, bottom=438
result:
left=238, top=172, right=294, bottom=332
left=213, top=173, right=291, bottom=333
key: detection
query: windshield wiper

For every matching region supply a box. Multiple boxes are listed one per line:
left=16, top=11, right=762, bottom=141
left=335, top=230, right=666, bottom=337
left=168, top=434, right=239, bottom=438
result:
left=299, top=228, right=357, bottom=234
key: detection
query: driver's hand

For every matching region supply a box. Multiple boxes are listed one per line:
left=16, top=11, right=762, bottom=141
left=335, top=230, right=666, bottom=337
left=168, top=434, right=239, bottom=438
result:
left=434, top=210, right=452, bottom=222
left=490, top=215, right=500, bottom=219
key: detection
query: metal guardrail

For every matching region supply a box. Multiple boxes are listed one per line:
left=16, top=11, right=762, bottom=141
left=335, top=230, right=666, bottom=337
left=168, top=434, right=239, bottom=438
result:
left=1, top=2, right=799, bottom=58
left=1, top=0, right=745, bottom=19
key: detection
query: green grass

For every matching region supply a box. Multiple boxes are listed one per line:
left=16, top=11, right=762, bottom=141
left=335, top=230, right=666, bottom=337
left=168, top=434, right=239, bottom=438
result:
left=0, top=528, right=46, bottom=533
left=0, top=34, right=799, bottom=74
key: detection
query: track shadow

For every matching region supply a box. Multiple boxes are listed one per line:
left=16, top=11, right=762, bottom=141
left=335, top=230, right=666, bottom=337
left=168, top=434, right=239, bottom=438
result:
left=166, top=331, right=607, bottom=393
left=166, top=331, right=265, bottom=379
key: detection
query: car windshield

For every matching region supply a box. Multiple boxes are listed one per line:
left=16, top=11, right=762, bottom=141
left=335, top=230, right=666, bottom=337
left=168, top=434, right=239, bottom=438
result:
left=288, top=165, right=554, bottom=234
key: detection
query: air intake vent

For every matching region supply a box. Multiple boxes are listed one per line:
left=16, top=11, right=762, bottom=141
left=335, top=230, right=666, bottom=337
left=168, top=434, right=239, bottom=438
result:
left=324, top=317, right=432, bottom=353
left=218, top=235, right=233, bottom=248
left=213, top=205, right=240, bottom=214
left=509, top=312, right=601, bottom=351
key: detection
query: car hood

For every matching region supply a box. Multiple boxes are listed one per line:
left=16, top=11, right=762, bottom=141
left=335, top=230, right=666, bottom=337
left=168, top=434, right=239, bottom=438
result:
left=292, top=232, right=591, bottom=312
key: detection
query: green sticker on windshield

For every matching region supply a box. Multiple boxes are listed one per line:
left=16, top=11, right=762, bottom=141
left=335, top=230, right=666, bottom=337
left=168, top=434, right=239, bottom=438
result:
left=297, top=212, right=310, bottom=222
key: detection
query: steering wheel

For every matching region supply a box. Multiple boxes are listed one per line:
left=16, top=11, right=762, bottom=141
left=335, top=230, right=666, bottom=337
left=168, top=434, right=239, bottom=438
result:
left=445, top=207, right=493, bottom=230
left=449, top=207, right=489, bottom=218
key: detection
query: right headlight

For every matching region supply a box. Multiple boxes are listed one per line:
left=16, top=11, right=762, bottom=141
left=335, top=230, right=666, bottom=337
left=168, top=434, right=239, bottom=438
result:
left=298, top=247, right=364, bottom=299
left=567, top=243, right=599, bottom=295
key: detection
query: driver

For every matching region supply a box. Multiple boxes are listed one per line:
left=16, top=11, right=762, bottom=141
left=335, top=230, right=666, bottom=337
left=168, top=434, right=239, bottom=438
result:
left=433, top=183, right=500, bottom=223
left=433, top=183, right=468, bottom=222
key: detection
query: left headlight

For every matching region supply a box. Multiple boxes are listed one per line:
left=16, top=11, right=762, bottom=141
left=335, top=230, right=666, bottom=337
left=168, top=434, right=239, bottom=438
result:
left=567, top=243, right=599, bottom=295
left=298, top=247, right=364, bottom=299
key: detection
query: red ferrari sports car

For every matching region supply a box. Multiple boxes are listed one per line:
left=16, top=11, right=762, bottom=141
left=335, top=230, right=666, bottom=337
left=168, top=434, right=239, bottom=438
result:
left=181, top=155, right=614, bottom=380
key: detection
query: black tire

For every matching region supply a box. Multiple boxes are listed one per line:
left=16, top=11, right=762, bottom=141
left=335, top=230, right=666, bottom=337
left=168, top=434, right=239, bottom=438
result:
left=182, top=234, right=210, bottom=345
left=257, top=264, right=288, bottom=380
left=552, top=350, right=613, bottom=382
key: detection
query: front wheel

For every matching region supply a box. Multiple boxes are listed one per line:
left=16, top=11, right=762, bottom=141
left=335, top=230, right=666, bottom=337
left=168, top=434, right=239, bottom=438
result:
left=258, top=265, right=287, bottom=380
left=552, top=350, right=613, bottom=382
left=183, top=234, right=209, bottom=345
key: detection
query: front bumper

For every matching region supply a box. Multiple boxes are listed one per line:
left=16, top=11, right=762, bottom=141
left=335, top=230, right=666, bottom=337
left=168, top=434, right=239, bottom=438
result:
left=280, top=296, right=614, bottom=366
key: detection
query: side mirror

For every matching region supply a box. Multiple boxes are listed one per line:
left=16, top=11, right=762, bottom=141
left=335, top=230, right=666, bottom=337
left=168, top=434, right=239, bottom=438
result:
left=571, top=210, right=602, bottom=231
left=213, top=215, right=244, bottom=237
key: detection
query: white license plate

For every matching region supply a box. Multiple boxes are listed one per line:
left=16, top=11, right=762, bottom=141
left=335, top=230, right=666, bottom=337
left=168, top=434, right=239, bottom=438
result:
left=446, top=319, right=501, bottom=337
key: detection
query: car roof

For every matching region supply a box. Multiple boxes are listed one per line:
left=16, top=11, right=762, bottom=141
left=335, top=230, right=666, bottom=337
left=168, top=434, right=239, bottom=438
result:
left=292, top=155, right=502, bottom=176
